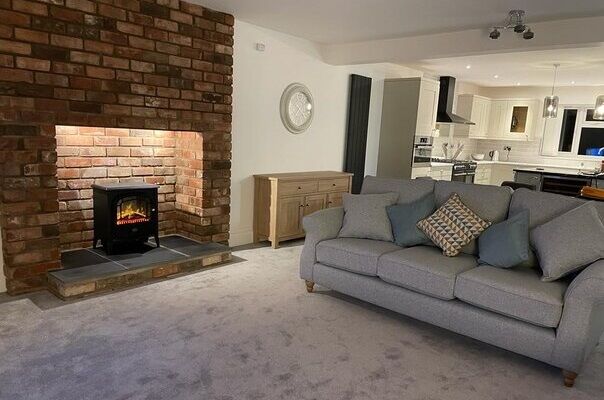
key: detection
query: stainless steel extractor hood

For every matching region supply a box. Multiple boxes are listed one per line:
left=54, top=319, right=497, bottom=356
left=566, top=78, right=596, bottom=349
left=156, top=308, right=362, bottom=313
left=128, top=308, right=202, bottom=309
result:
left=436, top=76, right=475, bottom=125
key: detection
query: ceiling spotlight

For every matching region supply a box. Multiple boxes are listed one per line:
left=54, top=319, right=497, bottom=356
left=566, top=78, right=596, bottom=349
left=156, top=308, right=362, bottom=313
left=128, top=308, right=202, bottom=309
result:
left=571, top=81, right=576, bottom=85
left=465, top=65, right=472, bottom=69
left=494, top=75, right=499, bottom=79
left=516, top=82, right=521, bottom=86
left=489, top=10, right=534, bottom=40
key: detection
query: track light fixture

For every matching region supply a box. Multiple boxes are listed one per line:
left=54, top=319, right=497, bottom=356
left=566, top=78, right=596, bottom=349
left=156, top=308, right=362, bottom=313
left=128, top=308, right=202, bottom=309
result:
left=490, top=10, right=534, bottom=40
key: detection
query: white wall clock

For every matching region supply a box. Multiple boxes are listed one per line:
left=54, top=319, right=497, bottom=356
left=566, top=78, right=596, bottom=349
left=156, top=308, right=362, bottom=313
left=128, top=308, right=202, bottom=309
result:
left=280, top=83, right=314, bottom=134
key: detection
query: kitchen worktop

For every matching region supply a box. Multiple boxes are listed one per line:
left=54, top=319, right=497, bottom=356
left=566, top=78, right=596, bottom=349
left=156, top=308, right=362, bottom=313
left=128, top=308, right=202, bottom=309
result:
left=425, top=159, right=602, bottom=177
left=513, top=166, right=603, bottom=178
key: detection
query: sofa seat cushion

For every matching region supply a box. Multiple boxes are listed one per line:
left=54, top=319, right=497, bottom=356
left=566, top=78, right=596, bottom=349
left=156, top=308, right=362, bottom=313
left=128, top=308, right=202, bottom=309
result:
left=377, top=246, right=477, bottom=300
left=316, top=238, right=401, bottom=276
left=455, top=266, right=568, bottom=328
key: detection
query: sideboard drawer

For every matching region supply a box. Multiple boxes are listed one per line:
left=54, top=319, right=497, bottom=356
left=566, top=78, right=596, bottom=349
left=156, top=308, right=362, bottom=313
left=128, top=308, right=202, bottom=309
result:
left=280, top=180, right=318, bottom=196
left=318, top=178, right=349, bottom=192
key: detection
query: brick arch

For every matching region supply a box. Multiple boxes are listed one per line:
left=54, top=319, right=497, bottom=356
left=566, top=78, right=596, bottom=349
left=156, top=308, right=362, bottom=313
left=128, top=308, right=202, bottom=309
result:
left=0, top=0, right=233, bottom=294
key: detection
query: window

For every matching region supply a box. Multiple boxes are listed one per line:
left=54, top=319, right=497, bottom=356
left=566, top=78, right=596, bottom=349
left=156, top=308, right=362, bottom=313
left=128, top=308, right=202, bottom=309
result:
left=550, top=106, right=604, bottom=157
left=578, top=128, right=604, bottom=156
left=558, top=109, right=577, bottom=152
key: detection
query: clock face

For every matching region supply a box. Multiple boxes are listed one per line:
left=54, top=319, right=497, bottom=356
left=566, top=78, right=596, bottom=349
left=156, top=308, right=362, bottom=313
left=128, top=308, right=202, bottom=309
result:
left=280, top=83, right=314, bottom=134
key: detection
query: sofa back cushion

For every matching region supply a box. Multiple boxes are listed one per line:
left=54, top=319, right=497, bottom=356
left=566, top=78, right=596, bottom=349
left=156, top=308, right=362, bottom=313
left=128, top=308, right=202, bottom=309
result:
left=434, top=181, right=513, bottom=222
left=361, top=176, right=435, bottom=204
left=433, top=181, right=513, bottom=255
left=509, top=188, right=591, bottom=229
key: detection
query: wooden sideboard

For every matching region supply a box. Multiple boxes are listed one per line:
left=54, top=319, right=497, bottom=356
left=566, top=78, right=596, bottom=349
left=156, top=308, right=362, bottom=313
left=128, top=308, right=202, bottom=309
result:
left=253, top=171, right=353, bottom=248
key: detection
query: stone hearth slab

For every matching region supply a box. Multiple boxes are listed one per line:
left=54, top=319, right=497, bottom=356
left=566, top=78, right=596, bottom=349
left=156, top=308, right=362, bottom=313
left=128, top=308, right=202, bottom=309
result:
left=48, top=235, right=231, bottom=299
left=89, top=245, right=185, bottom=270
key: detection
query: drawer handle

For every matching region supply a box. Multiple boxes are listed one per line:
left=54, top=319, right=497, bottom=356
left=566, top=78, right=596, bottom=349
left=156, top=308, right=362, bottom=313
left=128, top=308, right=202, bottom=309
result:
left=306, top=204, right=309, bottom=207
left=327, top=201, right=332, bottom=204
left=299, top=204, right=304, bottom=208
left=297, top=186, right=302, bottom=190
left=332, top=183, right=336, bottom=186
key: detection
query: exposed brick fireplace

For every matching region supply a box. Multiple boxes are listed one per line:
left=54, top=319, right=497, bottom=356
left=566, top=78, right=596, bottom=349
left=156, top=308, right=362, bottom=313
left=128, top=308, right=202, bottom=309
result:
left=0, top=0, right=233, bottom=294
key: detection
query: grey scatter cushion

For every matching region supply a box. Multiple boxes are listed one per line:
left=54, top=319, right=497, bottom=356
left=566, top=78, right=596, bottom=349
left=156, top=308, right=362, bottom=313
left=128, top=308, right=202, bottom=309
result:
left=479, top=209, right=530, bottom=268
left=531, top=202, right=604, bottom=282
left=386, top=193, right=435, bottom=247
left=338, top=192, right=399, bottom=242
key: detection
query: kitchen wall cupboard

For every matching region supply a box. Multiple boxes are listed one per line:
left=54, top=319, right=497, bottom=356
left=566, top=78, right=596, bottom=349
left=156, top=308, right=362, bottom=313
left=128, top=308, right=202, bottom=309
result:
left=487, top=99, right=540, bottom=141
left=451, top=95, right=540, bottom=141
left=454, top=95, right=491, bottom=138
left=253, top=171, right=352, bottom=248
left=416, top=78, right=441, bottom=137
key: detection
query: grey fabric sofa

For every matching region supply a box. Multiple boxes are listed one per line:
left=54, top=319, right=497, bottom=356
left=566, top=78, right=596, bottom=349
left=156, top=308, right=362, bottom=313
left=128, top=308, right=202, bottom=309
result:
left=300, top=177, right=604, bottom=387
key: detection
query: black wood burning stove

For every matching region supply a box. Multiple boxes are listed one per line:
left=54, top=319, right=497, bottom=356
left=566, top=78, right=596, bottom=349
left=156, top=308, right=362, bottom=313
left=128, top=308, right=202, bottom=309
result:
left=92, top=182, right=159, bottom=254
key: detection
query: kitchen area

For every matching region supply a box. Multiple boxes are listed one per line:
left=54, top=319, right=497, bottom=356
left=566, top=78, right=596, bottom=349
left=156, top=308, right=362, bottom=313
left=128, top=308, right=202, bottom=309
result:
left=376, top=48, right=604, bottom=198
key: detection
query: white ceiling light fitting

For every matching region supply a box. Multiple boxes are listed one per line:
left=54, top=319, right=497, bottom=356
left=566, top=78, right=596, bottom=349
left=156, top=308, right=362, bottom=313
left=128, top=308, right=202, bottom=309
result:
left=490, top=10, right=534, bottom=40
left=543, top=63, right=560, bottom=119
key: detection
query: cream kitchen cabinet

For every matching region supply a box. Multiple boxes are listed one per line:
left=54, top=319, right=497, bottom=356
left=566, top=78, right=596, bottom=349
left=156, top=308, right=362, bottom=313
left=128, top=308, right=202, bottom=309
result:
left=416, top=78, right=441, bottom=137
left=454, top=94, right=491, bottom=138
left=377, top=77, right=440, bottom=179
left=253, top=171, right=353, bottom=248
left=486, top=99, right=539, bottom=141
left=474, top=164, right=492, bottom=185
left=411, top=166, right=431, bottom=179
left=503, top=100, right=539, bottom=140
left=429, top=165, right=453, bottom=181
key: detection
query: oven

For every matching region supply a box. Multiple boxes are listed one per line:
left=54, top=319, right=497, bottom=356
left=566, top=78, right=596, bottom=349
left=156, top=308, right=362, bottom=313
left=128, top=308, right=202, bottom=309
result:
left=451, top=162, right=477, bottom=184
left=412, top=136, right=434, bottom=167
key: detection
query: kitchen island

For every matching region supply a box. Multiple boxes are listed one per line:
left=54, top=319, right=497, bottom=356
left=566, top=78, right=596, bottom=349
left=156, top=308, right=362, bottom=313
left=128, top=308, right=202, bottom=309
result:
left=513, top=166, right=603, bottom=196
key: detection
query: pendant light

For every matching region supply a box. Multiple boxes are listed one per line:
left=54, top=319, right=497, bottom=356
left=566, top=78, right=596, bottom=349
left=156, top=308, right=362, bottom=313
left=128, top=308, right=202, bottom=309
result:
left=593, top=95, right=604, bottom=120
left=543, top=64, right=560, bottom=118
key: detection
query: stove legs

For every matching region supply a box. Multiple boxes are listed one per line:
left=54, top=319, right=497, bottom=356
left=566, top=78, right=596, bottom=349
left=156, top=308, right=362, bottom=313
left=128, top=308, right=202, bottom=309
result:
left=154, top=234, right=160, bottom=248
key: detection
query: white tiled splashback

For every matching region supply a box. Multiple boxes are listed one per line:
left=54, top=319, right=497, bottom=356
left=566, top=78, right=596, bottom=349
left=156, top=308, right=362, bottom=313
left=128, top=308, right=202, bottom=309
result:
left=432, top=130, right=601, bottom=170
left=432, top=136, right=478, bottom=160
left=474, top=139, right=601, bottom=170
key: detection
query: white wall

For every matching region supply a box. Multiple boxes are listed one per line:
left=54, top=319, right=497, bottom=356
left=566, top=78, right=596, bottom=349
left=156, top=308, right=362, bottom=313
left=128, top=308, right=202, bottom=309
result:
left=230, top=20, right=420, bottom=246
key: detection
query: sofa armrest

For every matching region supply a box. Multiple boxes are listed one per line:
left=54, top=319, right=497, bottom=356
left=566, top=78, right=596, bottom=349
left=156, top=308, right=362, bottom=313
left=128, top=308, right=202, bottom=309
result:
left=552, top=260, right=604, bottom=372
left=299, top=207, right=344, bottom=281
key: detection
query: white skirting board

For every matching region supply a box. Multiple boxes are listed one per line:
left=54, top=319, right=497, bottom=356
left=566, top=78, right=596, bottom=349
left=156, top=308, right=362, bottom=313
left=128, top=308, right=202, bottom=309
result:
left=228, top=230, right=255, bottom=248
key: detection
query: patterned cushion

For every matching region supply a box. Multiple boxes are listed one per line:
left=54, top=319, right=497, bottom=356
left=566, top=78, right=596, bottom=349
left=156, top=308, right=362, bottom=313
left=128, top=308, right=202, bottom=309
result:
left=417, top=193, right=491, bottom=257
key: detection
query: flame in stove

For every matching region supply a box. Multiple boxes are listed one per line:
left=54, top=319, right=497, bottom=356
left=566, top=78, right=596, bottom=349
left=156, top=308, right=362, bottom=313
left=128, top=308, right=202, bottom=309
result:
left=117, top=201, right=149, bottom=225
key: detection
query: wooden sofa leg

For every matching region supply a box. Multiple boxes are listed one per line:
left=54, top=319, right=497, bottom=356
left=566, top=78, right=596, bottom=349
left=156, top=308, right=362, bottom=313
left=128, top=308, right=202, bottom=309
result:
left=305, top=280, right=315, bottom=293
left=562, top=370, right=577, bottom=388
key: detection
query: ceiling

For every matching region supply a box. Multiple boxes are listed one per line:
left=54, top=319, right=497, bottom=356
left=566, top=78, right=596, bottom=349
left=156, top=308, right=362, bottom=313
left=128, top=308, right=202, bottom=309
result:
left=411, top=47, right=604, bottom=87
left=196, top=0, right=604, bottom=44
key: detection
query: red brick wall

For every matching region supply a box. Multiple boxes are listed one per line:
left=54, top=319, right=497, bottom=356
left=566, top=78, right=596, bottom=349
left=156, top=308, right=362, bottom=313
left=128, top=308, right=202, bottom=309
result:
left=0, top=0, right=233, bottom=294
left=56, top=126, right=179, bottom=249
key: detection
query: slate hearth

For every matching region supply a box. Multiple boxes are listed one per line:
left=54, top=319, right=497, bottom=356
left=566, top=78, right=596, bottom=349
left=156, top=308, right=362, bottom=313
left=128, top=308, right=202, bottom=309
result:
left=48, top=235, right=231, bottom=299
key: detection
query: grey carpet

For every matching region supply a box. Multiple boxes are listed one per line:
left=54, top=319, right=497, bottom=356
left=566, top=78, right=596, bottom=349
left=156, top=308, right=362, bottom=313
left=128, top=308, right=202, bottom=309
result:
left=0, top=244, right=602, bottom=400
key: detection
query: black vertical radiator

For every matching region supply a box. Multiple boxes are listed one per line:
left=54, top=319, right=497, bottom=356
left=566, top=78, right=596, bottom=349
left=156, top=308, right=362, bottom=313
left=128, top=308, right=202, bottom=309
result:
left=344, top=74, right=372, bottom=194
